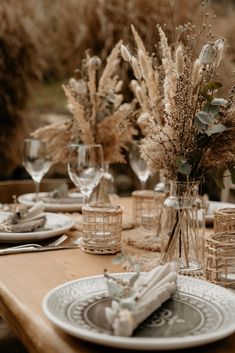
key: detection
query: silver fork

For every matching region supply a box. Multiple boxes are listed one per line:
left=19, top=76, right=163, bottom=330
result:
left=0, top=234, right=81, bottom=254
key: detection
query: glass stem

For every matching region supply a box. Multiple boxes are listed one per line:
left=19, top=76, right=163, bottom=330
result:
left=35, top=181, right=40, bottom=202
left=140, top=180, right=146, bottom=190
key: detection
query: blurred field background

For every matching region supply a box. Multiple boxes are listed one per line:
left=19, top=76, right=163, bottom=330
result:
left=0, top=0, right=235, bottom=193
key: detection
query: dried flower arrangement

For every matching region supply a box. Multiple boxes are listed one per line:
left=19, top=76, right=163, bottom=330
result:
left=33, top=41, right=136, bottom=165
left=120, top=11, right=235, bottom=186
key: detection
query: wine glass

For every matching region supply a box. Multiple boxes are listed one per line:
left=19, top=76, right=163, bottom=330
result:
left=67, top=144, right=104, bottom=204
left=23, top=138, right=52, bottom=202
left=129, top=142, right=150, bottom=190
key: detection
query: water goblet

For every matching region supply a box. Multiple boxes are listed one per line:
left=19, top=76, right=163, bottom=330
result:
left=23, top=138, right=52, bottom=202
left=67, top=144, right=104, bottom=204
left=129, top=142, right=150, bottom=190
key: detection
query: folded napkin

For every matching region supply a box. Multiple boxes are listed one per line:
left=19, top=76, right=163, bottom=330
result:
left=40, top=184, right=83, bottom=204
left=0, top=202, right=46, bottom=233
left=105, top=262, right=178, bottom=337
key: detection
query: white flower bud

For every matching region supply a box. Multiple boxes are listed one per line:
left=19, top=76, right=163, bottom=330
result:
left=120, top=44, right=132, bottom=62
left=198, top=43, right=215, bottom=65
left=135, top=86, right=145, bottom=105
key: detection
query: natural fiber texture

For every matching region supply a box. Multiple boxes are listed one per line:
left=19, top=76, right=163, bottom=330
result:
left=121, top=7, right=235, bottom=184
left=33, top=42, right=136, bottom=165
left=122, top=227, right=161, bottom=252
left=214, top=208, right=235, bottom=233
left=206, top=232, right=235, bottom=289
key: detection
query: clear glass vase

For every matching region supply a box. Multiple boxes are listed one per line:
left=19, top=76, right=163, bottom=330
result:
left=159, top=180, right=205, bottom=276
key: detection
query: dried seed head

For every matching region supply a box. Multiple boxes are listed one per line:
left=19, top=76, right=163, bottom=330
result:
left=138, top=49, right=150, bottom=79
left=135, top=86, right=145, bottom=105
left=192, top=59, right=202, bottom=86
left=120, top=44, right=132, bottom=62
left=175, top=45, right=184, bottom=75
left=131, top=56, right=141, bottom=80
left=198, top=43, right=215, bottom=65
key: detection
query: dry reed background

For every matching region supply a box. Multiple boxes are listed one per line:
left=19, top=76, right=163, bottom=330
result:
left=0, top=0, right=235, bottom=179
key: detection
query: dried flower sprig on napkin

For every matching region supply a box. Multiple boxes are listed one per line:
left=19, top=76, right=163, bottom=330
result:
left=33, top=42, right=136, bottom=165
left=104, top=258, right=178, bottom=337
left=121, top=23, right=235, bottom=184
left=0, top=202, right=46, bottom=233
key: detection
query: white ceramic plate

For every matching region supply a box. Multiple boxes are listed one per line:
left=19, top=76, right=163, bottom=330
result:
left=0, top=212, right=74, bottom=242
left=18, top=192, right=83, bottom=212
left=206, top=201, right=235, bottom=224
left=43, top=274, right=235, bottom=350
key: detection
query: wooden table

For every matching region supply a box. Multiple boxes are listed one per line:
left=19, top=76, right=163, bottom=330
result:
left=0, top=198, right=235, bottom=353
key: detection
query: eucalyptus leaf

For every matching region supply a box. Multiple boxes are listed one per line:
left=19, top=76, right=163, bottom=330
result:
left=203, top=103, right=219, bottom=117
left=204, top=81, right=223, bottom=91
left=112, top=253, right=125, bottom=265
left=214, top=167, right=226, bottom=189
left=211, top=98, right=228, bottom=106
left=176, top=156, right=192, bottom=175
left=194, top=116, right=207, bottom=132
left=205, top=124, right=227, bottom=136
left=196, top=111, right=213, bottom=125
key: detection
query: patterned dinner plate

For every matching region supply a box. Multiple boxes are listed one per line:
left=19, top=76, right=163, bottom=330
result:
left=42, top=274, right=235, bottom=350
left=0, top=212, right=74, bottom=242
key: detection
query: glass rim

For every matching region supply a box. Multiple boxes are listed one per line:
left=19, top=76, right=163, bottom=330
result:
left=68, top=143, right=103, bottom=149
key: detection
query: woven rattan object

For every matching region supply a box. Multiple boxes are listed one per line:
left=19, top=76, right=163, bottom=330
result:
left=82, top=204, right=122, bottom=254
left=132, top=190, right=165, bottom=229
left=214, top=208, right=235, bottom=233
left=206, top=232, right=235, bottom=289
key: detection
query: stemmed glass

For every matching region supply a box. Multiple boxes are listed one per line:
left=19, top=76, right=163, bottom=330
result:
left=129, top=142, right=150, bottom=190
left=23, top=138, right=52, bottom=202
left=67, top=144, right=104, bottom=204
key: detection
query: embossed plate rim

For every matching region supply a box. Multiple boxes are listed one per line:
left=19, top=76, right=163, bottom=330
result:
left=42, top=274, right=235, bottom=350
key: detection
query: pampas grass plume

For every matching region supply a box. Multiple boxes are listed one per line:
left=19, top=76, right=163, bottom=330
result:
left=131, top=56, right=141, bottom=79
left=138, top=49, right=149, bottom=79
left=121, top=44, right=132, bottom=62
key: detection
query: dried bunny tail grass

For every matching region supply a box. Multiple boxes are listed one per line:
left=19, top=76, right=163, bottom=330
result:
left=175, top=45, right=184, bottom=75
left=191, top=59, right=202, bottom=86
left=98, top=40, right=122, bottom=95
left=131, top=56, right=141, bottom=80
left=121, top=44, right=132, bottom=62
left=63, top=85, right=94, bottom=144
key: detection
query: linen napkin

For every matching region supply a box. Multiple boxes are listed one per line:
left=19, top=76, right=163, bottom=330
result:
left=0, top=202, right=46, bottom=233
left=40, top=184, right=83, bottom=204
left=105, top=262, right=178, bottom=336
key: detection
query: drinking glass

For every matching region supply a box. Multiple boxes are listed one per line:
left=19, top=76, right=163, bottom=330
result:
left=23, top=138, right=52, bottom=201
left=129, top=142, right=150, bottom=189
left=67, top=144, right=104, bottom=204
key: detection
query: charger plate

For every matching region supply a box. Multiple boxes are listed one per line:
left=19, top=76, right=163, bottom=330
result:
left=43, top=274, right=235, bottom=350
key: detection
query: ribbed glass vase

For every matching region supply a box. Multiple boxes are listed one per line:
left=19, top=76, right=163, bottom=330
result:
left=159, top=180, right=205, bottom=276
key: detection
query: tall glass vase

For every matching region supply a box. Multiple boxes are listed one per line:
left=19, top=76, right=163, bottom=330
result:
left=159, top=180, right=205, bottom=276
